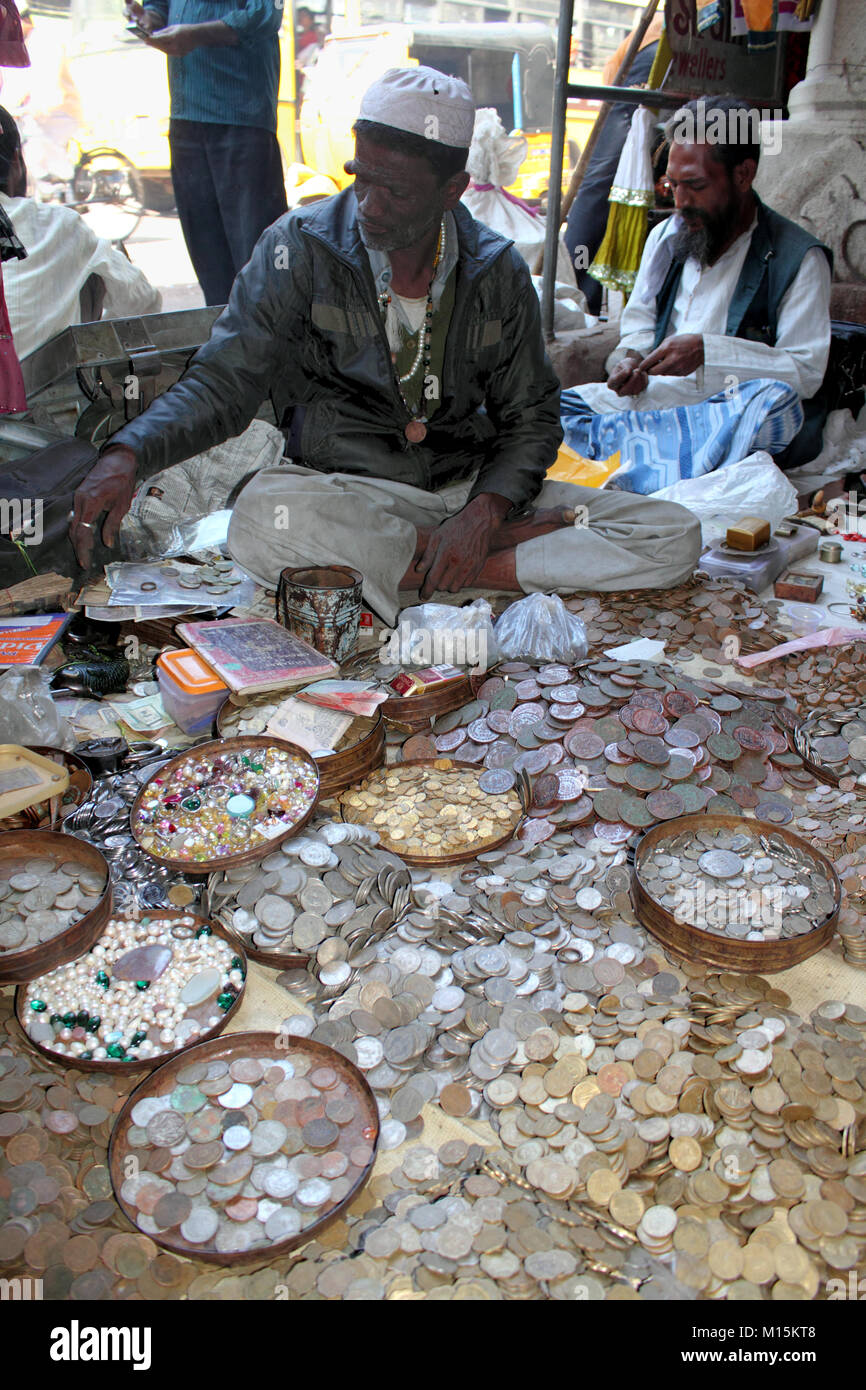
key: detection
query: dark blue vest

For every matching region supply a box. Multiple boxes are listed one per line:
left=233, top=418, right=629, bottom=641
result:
left=653, top=197, right=832, bottom=468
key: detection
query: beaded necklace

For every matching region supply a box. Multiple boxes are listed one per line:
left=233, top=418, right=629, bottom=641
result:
left=377, top=216, right=445, bottom=444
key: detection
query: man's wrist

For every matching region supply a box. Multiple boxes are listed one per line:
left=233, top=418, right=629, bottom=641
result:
left=99, top=443, right=138, bottom=472
left=193, top=20, right=240, bottom=46
left=471, top=492, right=512, bottom=522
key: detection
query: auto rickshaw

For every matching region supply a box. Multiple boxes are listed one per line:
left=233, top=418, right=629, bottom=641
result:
left=298, top=22, right=596, bottom=205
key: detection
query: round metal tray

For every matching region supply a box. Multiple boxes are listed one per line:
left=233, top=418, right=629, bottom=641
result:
left=339, top=757, right=529, bottom=866
left=0, top=829, right=112, bottom=985
left=108, top=1031, right=379, bottom=1265
left=130, top=735, right=320, bottom=874
left=15, top=910, right=247, bottom=1074
left=630, top=812, right=840, bottom=973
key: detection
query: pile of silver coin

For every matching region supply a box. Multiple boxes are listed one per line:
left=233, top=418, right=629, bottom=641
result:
left=637, top=825, right=836, bottom=939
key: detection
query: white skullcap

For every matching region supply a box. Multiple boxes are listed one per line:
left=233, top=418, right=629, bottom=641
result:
left=358, top=66, right=475, bottom=150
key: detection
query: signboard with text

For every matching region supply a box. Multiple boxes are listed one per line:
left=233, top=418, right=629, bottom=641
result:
left=664, top=0, right=785, bottom=105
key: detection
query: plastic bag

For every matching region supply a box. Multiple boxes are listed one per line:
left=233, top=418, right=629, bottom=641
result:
left=165, top=510, right=233, bottom=558
left=652, top=452, right=798, bottom=548
left=494, top=594, right=588, bottom=664
left=384, top=599, right=500, bottom=673
left=0, top=667, right=74, bottom=750
left=462, top=109, right=577, bottom=286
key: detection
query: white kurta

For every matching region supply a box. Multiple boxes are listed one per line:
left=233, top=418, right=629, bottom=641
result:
left=579, top=213, right=832, bottom=415
left=0, top=194, right=161, bottom=359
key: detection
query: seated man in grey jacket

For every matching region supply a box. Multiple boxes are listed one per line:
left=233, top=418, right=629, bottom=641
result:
left=70, top=66, right=701, bottom=625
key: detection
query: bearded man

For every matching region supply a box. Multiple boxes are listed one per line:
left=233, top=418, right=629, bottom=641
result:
left=560, top=95, right=833, bottom=494
left=69, top=67, right=702, bottom=621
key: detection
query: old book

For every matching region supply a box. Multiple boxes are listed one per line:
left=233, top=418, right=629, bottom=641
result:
left=177, top=617, right=338, bottom=695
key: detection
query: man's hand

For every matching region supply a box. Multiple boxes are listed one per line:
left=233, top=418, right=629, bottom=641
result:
left=70, top=446, right=138, bottom=569
left=606, top=352, right=649, bottom=398
left=124, top=3, right=161, bottom=34
left=416, top=493, right=510, bottom=600
left=143, top=23, right=202, bottom=55
left=638, top=333, right=704, bottom=379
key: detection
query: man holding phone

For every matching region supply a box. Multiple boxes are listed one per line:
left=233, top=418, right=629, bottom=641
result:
left=125, top=0, right=287, bottom=306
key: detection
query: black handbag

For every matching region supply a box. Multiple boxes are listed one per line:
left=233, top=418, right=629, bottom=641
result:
left=0, top=438, right=114, bottom=585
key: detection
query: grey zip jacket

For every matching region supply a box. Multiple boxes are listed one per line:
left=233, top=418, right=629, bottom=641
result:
left=112, top=188, right=563, bottom=511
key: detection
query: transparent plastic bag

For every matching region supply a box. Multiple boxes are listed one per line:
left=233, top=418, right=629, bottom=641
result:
left=0, top=667, right=74, bottom=750
left=384, top=599, right=501, bottom=673
left=653, top=453, right=798, bottom=548
left=494, top=593, right=588, bottom=664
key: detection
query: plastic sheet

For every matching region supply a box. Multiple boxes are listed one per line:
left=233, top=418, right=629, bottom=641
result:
left=0, top=667, right=74, bottom=750
left=494, top=593, right=588, bottom=664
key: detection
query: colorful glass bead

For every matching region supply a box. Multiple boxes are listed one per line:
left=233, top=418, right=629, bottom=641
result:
left=29, top=999, right=46, bottom=1012
left=106, top=1042, right=127, bottom=1059
left=216, top=991, right=234, bottom=1011
left=85, top=1016, right=101, bottom=1034
left=195, top=925, right=213, bottom=938
left=95, top=971, right=110, bottom=989
left=62, top=1012, right=76, bottom=1028
left=135, top=980, right=150, bottom=991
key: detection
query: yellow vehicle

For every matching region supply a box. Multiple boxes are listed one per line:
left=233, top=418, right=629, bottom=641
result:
left=299, top=23, right=596, bottom=205
left=57, top=0, right=297, bottom=238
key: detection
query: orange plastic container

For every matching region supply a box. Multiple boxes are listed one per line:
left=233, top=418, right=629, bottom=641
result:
left=156, top=648, right=229, bottom=735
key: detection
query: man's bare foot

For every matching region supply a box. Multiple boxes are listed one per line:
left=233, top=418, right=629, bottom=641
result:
left=488, top=505, right=575, bottom=550
left=473, top=548, right=521, bottom=589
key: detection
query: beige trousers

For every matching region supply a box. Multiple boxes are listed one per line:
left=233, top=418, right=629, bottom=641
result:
left=227, top=464, right=703, bottom=625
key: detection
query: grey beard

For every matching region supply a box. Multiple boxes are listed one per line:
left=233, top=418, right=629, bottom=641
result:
left=358, top=215, right=440, bottom=254
left=672, top=219, right=711, bottom=267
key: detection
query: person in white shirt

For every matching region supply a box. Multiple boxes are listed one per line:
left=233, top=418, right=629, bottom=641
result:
left=0, top=105, right=161, bottom=360
left=562, top=96, right=833, bottom=494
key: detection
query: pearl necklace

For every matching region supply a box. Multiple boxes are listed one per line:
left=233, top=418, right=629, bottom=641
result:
left=377, top=218, right=446, bottom=443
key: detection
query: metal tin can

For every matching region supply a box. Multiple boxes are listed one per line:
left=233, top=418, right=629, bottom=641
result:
left=819, top=540, right=843, bottom=564
left=276, top=565, right=364, bottom=664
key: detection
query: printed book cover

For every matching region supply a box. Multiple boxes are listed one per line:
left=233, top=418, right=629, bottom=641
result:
left=177, top=617, right=338, bottom=694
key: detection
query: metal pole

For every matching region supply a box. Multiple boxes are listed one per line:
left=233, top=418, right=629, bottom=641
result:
left=559, top=0, right=663, bottom=228
left=541, top=0, right=575, bottom=344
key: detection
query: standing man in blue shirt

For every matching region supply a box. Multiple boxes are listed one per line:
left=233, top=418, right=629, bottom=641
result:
left=124, top=0, right=288, bottom=305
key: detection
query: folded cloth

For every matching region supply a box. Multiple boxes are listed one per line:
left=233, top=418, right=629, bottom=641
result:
left=560, top=378, right=804, bottom=494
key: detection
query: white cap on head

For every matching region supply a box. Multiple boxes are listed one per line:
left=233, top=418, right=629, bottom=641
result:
left=358, top=65, right=475, bottom=151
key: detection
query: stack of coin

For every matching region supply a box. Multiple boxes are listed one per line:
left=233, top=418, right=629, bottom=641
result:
left=170, top=558, right=243, bottom=595
left=794, top=705, right=866, bottom=790
left=208, top=823, right=415, bottom=962
left=389, top=661, right=819, bottom=846
left=0, top=855, right=106, bottom=954
left=64, top=755, right=201, bottom=912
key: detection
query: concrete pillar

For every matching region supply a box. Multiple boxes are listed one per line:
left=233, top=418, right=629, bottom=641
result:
left=755, top=0, right=866, bottom=282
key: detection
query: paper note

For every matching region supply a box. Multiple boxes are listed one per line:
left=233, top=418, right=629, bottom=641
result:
left=265, top=696, right=351, bottom=755
left=105, top=693, right=172, bottom=732
left=603, top=638, right=667, bottom=662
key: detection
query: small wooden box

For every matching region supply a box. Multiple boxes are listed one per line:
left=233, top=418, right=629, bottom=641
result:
left=727, top=517, right=771, bottom=550
left=774, top=570, right=824, bottom=602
